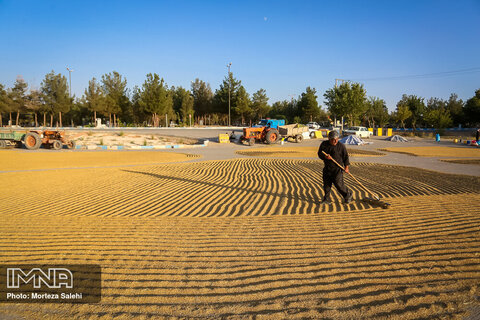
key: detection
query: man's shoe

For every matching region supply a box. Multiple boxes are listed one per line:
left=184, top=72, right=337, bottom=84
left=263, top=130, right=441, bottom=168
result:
left=345, top=192, right=353, bottom=204
left=321, top=198, right=332, bottom=205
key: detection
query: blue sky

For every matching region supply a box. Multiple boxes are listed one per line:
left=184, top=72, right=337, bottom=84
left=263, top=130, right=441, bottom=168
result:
left=1, top=0, right=479, bottom=111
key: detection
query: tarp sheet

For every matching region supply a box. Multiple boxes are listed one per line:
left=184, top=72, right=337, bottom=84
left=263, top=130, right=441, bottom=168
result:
left=385, top=135, right=409, bottom=142
left=340, top=135, right=367, bottom=145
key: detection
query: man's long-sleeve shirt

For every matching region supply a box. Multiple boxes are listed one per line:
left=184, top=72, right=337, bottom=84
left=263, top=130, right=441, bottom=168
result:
left=318, top=141, right=350, bottom=174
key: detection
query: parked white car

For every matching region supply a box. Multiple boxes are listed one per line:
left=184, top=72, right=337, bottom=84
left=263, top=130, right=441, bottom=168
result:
left=343, top=126, right=373, bottom=138
left=307, top=122, right=320, bottom=129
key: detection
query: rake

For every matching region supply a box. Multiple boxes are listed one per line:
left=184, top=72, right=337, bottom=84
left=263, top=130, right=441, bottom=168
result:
left=321, top=151, right=391, bottom=209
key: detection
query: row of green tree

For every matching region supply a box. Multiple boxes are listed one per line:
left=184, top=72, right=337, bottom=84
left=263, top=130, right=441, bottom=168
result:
left=324, top=82, right=480, bottom=129
left=0, top=70, right=479, bottom=128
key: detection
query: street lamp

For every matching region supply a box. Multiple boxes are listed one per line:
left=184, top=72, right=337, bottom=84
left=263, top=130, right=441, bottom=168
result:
left=227, top=62, right=232, bottom=127
left=66, top=67, right=74, bottom=97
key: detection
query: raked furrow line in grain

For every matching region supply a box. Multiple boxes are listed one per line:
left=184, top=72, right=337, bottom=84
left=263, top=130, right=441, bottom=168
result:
left=3, top=158, right=478, bottom=218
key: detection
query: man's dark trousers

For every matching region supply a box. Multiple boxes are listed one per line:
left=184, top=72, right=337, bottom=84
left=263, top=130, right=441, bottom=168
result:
left=323, top=168, right=348, bottom=200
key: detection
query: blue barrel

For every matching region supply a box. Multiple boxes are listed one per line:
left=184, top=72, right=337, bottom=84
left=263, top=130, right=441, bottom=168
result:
left=435, top=133, right=440, bottom=142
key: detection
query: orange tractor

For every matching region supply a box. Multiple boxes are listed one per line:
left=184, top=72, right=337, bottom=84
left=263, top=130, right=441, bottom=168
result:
left=240, top=119, right=285, bottom=146
left=0, top=130, right=75, bottom=150
left=24, top=130, right=75, bottom=150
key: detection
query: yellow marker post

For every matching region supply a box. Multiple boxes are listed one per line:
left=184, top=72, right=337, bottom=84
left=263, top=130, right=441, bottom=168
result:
left=377, top=128, right=383, bottom=136
left=218, top=134, right=230, bottom=143
left=387, top=128, right=392, bottom=136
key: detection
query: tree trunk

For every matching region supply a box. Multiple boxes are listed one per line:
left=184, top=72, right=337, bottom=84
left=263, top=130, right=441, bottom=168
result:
left=59, top=112, right=62, bottom=127
left=9, top=112, right=12, bottom=125
left=16, top=112, right=20, bottom=126
left=113, top=114, right=116, bottom=128
left=0, top=113, right=2, bottom=127
left=50, top=114, right=53, bottom=127
left=43, top=113, right=46, bottom=127
left=109, top=114, right=112, bottom=127
left=34, top=113, right=38, bottom=127
left=94, top=111, right=97, bottom=125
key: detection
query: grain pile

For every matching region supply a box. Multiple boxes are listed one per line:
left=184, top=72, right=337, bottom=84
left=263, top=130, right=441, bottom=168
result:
left=441, top=159, right=480, bottom=166
left=0, top=150, right=198, bottom=171
left=236, top=147, right=384, bottom=158
left=1, top=155, right=480, bottom=319
left=380, top=146, right=480, bottom=158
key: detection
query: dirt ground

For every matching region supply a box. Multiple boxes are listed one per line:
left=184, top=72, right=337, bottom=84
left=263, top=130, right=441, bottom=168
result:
left=1, top=147, right=480, bottom=319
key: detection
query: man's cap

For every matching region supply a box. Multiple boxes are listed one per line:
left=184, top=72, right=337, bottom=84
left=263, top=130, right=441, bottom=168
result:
left=328, top=131, right=339, bottom=139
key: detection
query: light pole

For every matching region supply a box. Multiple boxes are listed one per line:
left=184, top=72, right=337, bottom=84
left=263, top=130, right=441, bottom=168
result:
left=66, top=67, right=74, bottom=97
left=227, top=62, right=232, bottom=127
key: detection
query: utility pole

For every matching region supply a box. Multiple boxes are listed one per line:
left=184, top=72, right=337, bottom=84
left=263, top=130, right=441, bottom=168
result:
left=66, top=67, right=74, bottom=97
left=335, top=78, right=347, bottom=88
left=227, top=62, right=232, bottom=127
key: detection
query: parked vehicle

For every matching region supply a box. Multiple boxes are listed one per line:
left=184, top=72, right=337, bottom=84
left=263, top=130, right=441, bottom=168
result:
left=279, top=124, right=309, bottom=143
left=255, top=119, right=285, bottom=129
left=0, top=130, right=76, bottom=150
left=307, top=122, right=320, bottom=129
left=240, top=119, right=285, bottom=146
left=343, top=126, right=373, bottom=138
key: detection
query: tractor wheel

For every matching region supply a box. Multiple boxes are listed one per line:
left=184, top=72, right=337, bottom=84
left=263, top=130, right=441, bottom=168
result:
left=248, top=138, right=255, bottom=146
left=52, top=140, right=63, bottom=150
left=265, top=129, right=279, bottom=144
left=67, top=140, right=76, bottom=149
left=310, top=131, right=315, bottom=138
left=24, top=132, right=42, bottom=150
left=0, top=140, right=6, bottom=149
left=295, top=135, right=303, bottom=143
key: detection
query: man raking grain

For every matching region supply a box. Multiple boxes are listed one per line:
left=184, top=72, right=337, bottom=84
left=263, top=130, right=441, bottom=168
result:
left=318, top=131, right=391, bottom=209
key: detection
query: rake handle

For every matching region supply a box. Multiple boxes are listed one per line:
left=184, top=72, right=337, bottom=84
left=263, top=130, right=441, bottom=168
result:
left=321, top=150, right=379, bottom=200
